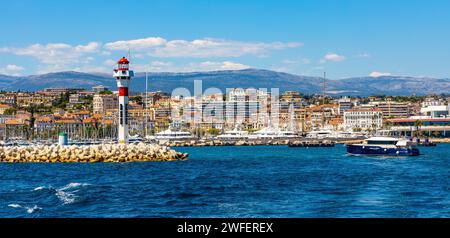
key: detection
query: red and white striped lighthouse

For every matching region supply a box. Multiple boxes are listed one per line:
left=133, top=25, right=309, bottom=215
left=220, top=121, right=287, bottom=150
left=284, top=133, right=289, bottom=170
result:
left=113, top=57, right=134, bottom=144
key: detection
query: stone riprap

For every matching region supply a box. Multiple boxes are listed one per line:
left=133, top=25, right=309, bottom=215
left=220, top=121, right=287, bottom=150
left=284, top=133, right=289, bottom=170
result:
left=0, top=143, right=188, bottom=163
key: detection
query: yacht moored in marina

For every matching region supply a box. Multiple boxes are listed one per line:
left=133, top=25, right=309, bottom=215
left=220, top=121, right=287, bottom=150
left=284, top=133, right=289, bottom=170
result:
left=248, top=127, right=297, bottom=139
left=155, top=129, right=193, bottom=140
left=216, top=128, right=249, bottom=140
left=306, top=130, right=334, bottom=139
left=306, top=129, right=363, bottom=139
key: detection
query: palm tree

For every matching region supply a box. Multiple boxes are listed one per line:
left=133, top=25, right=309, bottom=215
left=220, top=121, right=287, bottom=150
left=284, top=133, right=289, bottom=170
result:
left=413, top=120, right=423, bottom=137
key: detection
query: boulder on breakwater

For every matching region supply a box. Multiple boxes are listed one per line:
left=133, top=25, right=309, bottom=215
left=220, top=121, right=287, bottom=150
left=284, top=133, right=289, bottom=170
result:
left=0, top=143, right=188, bottom=163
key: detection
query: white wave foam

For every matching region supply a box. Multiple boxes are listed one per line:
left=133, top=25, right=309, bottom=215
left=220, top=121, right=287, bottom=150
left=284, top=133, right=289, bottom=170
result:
left=26, top=205, right=42, bottom=214
left=33, top=186, right=46, bottom=191
left=8, top=204, right=42, bottom=214
left=55, top=190, right=76, bottom=204
left=54, top=182, right=89, bottom=204
left=59, top=182, right=90, bottom=191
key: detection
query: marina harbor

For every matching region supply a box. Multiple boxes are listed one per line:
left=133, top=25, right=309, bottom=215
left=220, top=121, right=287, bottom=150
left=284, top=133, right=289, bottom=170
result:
left=0, top=56, right=448, bottom=162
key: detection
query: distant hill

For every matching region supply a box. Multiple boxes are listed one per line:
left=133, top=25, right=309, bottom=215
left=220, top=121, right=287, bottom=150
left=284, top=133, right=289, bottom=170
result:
left=1, top=69, right=449, bottom=96
left=330, top=76, right=450, bottom=96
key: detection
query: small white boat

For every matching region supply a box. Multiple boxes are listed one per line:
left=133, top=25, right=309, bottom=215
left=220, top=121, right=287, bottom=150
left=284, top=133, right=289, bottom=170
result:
left=306, top=130, right=334, bottom=139
left=128, top=134, right=144, bottom=143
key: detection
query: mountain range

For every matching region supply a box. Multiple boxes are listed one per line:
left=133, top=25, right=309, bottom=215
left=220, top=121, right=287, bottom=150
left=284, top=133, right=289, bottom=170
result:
left=0, top=69, right=449, bottom=96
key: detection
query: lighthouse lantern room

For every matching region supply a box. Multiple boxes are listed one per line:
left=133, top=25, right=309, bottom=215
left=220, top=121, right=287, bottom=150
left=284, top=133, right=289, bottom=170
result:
left=113, top=57, right=134, bottom=144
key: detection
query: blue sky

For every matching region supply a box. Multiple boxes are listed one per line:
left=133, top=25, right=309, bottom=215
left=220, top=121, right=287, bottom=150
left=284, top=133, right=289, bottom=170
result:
left=1, top=0, right=449, bottom=79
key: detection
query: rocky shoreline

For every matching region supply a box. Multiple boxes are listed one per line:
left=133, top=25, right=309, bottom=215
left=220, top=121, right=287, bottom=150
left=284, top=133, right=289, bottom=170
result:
left=0, top=143, right=188, bottom=163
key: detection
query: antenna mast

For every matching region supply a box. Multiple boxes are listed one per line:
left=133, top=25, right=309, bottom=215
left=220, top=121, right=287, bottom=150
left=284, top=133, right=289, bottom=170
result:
left=322, top=71, right=326, bottom=105
left=145, top=69, right=148, bottom=138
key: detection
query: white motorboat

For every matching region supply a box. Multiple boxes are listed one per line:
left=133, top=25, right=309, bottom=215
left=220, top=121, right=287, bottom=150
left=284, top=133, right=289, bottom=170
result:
left=216, top=128, right=249, bottom=140
left=155, top=129, right=193, bottom=140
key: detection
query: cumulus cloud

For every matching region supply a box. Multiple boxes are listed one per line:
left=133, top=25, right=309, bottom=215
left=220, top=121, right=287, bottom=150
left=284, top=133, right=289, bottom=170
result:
left=1, top=42, right=102, bottom=74
left=192, top=61, right=250, bottom=71
left=0, top=64, right=25, bottom=75
left=0, top=37, right=298, bottom=74
left=104, top=37, right=167, bottom=50
left=369, top=71, right=392, bottom=77
left=75, top=42, right=100, bottom=53
left=4, top=42, right=100, bottom=65
left=72, top=65, right=110, bottom=74
left=105, top=37, right=302, bottom=58
left=321, top=53, right=346, bottom=63
left=103, top=59, right=117, bottom=66
left=134, top=61, right=250, bottom=73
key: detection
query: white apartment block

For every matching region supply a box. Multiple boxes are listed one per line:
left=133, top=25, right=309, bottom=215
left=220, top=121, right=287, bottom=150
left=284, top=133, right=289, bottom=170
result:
left=344, top=108, right=383, bottom=131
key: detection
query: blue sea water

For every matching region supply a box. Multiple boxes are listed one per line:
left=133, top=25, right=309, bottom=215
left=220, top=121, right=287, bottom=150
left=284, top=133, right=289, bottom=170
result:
left=0, top=144, right=449, bottom=218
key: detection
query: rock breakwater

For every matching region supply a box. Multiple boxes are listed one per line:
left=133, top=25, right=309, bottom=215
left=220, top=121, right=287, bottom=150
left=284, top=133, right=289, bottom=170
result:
left=0, top=143, right=188, bottom=163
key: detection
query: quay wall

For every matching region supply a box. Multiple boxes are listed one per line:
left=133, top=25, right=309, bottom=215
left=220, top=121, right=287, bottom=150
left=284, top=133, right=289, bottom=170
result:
left=156, top=138, right=363, bottom=147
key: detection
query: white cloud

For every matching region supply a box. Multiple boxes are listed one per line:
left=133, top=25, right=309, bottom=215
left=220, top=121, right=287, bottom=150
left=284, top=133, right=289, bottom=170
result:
left=131, top=61, right=173, bottom=72
left=321, top=53, right=346, bottom=63
left=0, top=37, right=299, bottom=74
left=0, top=64, right=25, bottom=75
left=5, top=42, right=100, bottom=65
left=369, top=71, right=392, bottom=77
left=75, top=42, right=100, bottom=53
left=270, top=66, right=291, bottom=73
left=193, top=61, right=250, bottom=71
left=104, top=37, right=167, bottom=50
left=1, top=42, right=101, bottom=74
left=103, top=59, right=117, bottom=66
left=72, top=65, right=110, bottom=74
left=5, top=64, right=24, bottom=72
left=105, top=37, right=302, bottom=58
left=134, top=61, right=250, bottom=73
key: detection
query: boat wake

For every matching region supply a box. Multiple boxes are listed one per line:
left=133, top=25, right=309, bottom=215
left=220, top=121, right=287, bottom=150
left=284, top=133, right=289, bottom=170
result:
left=8, top=204, right=42, bottom=214
left=30, top=182, right=91, bottom=205
left=6, top=182, right=92, bottom=215
left=55, top=183, right=90, bottom=204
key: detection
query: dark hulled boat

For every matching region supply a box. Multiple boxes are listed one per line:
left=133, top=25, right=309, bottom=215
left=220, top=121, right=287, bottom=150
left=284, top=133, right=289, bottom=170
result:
left=346, top=137, right=420, bottom=156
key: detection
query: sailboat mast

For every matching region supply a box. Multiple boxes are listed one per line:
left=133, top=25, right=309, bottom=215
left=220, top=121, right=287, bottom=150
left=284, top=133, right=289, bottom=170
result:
left=322, top=71, right=326, bottom=129
left=145, top=70, right=148, bottom=137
